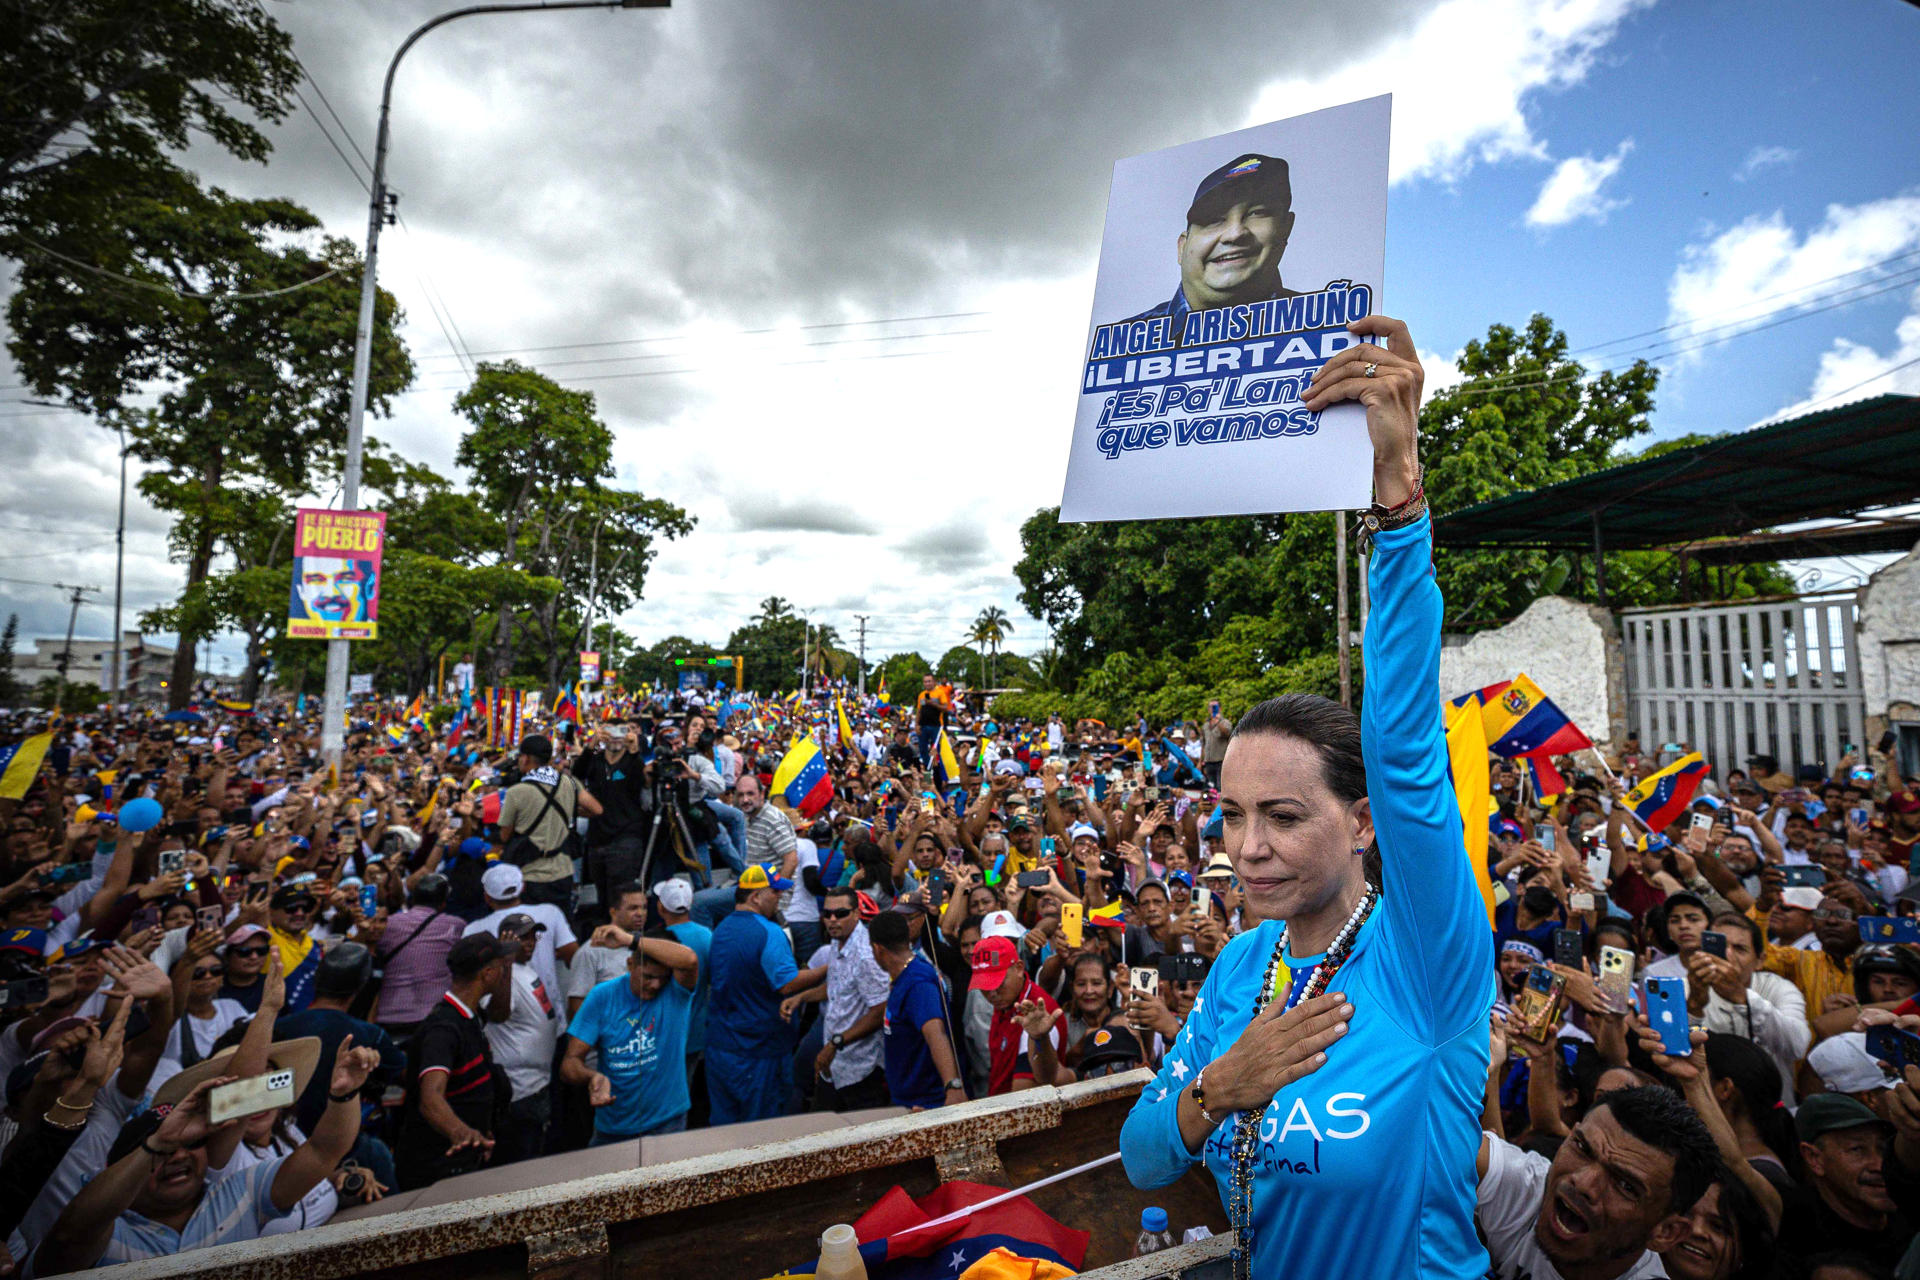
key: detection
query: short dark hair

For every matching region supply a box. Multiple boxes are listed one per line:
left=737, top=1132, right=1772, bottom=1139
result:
left=823, top=886, right=857, bottom=910
left=411, top=873, right=451, bottom=909
left=1233, top=694, right=1379, bottom=884
left=734, top=886, right=754, bottom=905
left=1592, top=1086, right=1722, bottom=1213
left=868, top=910, right=911, bottom=953
left=610, top=880, right=649, bottom=909
left=517, top=734, right=553, bottom=764
left=1711, top=912, right=1763, bottom=955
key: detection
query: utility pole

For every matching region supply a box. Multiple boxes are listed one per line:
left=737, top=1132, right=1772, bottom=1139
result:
left=322, top=0, right=670, bottom=777
left=801, top=620, right=811, bottom=698
left=52, top=583, right=99, bottom=711
left=110, top=422, right=127, bottom=710
left=854, top=614, right=869, bottom=698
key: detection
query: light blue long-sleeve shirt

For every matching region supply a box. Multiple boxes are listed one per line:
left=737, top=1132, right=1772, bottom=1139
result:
left=1119, top=512, right=1494, bottom=1278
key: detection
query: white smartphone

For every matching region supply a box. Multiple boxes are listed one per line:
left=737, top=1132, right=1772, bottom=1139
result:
left=209, top=1068, right=296, bottom=1125
left=1689, top=811, right=1714, bottom=835
left=1584, top=844, right=1610, bottom=891
left=1194, top=886, right=1213, bottom=916
left=1130, top=967, right=1160, bottom=998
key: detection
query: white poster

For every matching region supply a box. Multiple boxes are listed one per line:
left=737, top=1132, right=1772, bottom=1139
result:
left=1060, top=95, right=1390, bottom=523
left=348, top=673, right=373, bottom=696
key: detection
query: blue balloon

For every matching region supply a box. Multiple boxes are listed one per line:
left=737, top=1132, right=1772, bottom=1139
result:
left=118, top=797, right=163, bottom=833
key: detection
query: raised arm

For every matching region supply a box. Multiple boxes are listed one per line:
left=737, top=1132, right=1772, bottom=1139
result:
left=1324, top=316, right=1489, bottom=1042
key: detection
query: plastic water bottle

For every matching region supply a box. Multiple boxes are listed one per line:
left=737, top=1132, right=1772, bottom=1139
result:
left=816, top=1223, right=868, bottom=1280
left=1134, top=1206, right=1175, bottom=1259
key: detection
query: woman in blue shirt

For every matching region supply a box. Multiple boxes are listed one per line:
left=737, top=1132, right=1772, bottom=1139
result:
left=1120, top=315, right=1494, bottom=1279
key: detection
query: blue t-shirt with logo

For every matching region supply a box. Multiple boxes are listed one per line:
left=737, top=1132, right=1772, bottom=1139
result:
left=883, top=954, right=948, bottom=1109
left=666, top=920, right=713, bottom=1055
left=1120, top=514, right=1495, bottom=1279
left=706, top=910, right=797, bottom=1059
left=568, top=973, right=693, bottom=1138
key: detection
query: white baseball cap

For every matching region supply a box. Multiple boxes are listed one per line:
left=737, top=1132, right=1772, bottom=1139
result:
left=979, top=910, right=1024, bottom=940
left=1779, top=886, right=1824, bottom=911
left=1808, top=1032, right=1898, bottom=1094
left=1068, top=823, right=1100, bottom=844
left=481, top=863, right=524, bottom=900
left=654, top=879, right=692, bottom=914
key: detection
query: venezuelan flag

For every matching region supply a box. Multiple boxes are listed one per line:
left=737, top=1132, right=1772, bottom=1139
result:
left=0, top=733, right=53, bottom=801
left=403, top=693, right=425, bottom=724
left=933, top=726, right=963, bottom=790
left=1452, top=673, right=1592, bottom=759
left=876, top=676, right=890, bottom=707
left=1622, top=753, right=1710, bottom=832
left=836, top=695, right=854, bottom=750
left=772, top=737, right=833, bottom=817
left=1443, top=696, right=1496, bottom=929
left=1088, top=902, right=1127, bottom=929
left=214, top=698, right=254, bottom=715
left=555, top=684, right=580, bottom=724
left=384, top=723, right=407, bottom=747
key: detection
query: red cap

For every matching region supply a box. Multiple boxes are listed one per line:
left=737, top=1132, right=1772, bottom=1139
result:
left=1889, top=788, right=1920, bottom=816
left=969, top=936, right=1019, bottom=991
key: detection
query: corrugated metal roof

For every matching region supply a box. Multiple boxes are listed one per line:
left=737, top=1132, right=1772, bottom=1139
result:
left=1430, top=393, right=1920, bottom=550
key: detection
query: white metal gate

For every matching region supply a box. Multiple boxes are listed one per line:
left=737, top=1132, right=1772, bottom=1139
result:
left=1618, top=592, right=1868, bottom=776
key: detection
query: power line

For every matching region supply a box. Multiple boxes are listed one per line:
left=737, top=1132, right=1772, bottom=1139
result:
left=407, top=342, right=970, bottom=392
left=410, top=309, right=995, bottom=362
left=420, top=324, right=993, bottom=377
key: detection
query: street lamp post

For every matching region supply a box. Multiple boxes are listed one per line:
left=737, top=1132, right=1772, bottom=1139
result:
left=322, top=0, right=670, bottom=775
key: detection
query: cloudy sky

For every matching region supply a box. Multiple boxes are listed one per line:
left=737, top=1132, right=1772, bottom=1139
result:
left=4, top=0, right=1919, bottom=678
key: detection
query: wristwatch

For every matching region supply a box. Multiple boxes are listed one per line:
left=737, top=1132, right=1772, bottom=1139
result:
left=830, top=1032, right=845, bottom=1049
left=944, top=1078, right=965, bottom=1093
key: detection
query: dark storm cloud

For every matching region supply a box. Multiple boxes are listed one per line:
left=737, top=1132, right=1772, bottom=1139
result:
left=186, top=1, right=1425, bottom=401
left=895, top=518, right=993, bottom=572
left=732, top=493, right=879, bottom=535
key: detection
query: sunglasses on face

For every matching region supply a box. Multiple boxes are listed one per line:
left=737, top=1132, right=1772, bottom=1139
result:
left=821, top=908, right=854, bottom=919
left=193, top=965, right=224, bottom=979
left=229, top=945, right=270, bottom=958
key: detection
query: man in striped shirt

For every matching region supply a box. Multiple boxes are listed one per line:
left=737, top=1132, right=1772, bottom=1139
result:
left=395, top=932, right=517, bottom=1189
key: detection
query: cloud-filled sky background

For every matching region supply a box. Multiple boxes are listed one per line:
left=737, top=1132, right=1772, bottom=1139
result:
left=3, top=0, right=1919, bottom=676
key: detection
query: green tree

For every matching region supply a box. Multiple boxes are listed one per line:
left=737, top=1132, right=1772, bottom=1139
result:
left=872, top=651, right=931, bottom=699
left=453, top=361, right=691, bottom=686
left=933, top=644, right=978, bottom=685
left=1, top=1, right=299, bottom=202
left=5, top=162, right=413, bottom=706
left=969, top=605, right=1014, bottom=687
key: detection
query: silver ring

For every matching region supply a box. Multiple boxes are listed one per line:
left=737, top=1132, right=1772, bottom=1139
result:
left=1364, top=362, right=1378, bottom=378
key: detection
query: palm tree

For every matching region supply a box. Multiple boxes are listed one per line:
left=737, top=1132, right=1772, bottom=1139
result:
left=971, top=606, right=1013, bottom=688
left=759, top=596, right=795, bottom=624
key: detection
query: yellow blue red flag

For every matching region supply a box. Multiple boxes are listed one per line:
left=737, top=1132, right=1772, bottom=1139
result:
left=1622, top=753, right=1710, bottom=832
left=0, top=733, right=53, bottom=801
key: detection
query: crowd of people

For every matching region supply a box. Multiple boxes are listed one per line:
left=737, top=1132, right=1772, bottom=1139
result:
left=0, top=663, right=1916, bottom=1275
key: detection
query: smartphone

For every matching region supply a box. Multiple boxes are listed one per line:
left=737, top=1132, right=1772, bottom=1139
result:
left=1569, top=891, right=1595, bottom=911
left=1689, top=812, right=1714, bottom=835
left=1510, top=965, right=1568, bottom=1041
left=157, top=848, right=186, bottom=877
left=359, top=884, right=380, bottom=917
left=1059, top=902, right=1083, bottom=948
left=1782, top=865, right=1828, bottom=888
left=0, top=975, right=50, bottom=1009
left=1209, top=702, right=1221, bottom=717
left=1156, top=953, right=1208, bottom=983
left=195, top=904, right=225, bottom=933
left=1859, top=915, right=1920, bottom=945
left=1534, top=825, right=1556, bottom=853
left=1552, top=928, right=1584, bottom=969
left=1597, top=946, right=1635, bottom=1015
left=41, top=863, right=90, bottom=886
left=245, top=881, right=271, bottom=903
left=1039, top=836, right=1056, bottom=859
left=1644, top=976, right=1692, bottom=1055
left=1699, top=930, right=1728, bottom=959
left=1129, top=967, right=1160, bottom=999
left=1584, top=845, right=1611, bottom=891
left=1015, top=870, right=1050, bottom=889
left=1145, top=787, right=1162, bottom=804
left=1865, top=1025, right=1920, bottom=1074
left=209, top=1068, right=297, bottom=1125
left=1194, top=886, right=1214, bottom=916
left=1850, top=806, right=1871, bottom=828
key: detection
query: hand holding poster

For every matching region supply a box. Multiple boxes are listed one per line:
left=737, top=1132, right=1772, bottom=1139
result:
left=1060, top=95, right=1390, bottom=522
left=287, top=508, right=385, bottom=639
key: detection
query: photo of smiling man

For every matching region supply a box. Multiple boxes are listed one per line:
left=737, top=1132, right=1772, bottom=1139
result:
left=1123, top=152, right=1304, bottom=329
left=286, top=507, right=385, bottom=638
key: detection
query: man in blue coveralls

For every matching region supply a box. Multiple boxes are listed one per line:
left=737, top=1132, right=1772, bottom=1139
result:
left=704, top=864, right=813, bottom=1124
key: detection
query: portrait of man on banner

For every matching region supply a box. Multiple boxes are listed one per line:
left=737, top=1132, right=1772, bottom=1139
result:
left=287, top=507, right=386, bottom=639
left=289, top=556, right=378, bottom=629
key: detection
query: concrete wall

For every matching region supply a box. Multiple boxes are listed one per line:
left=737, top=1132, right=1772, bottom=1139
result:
left=1857, top=541, right=1920, bottom=729
left=1439, top=595, right=1626, bottom=750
